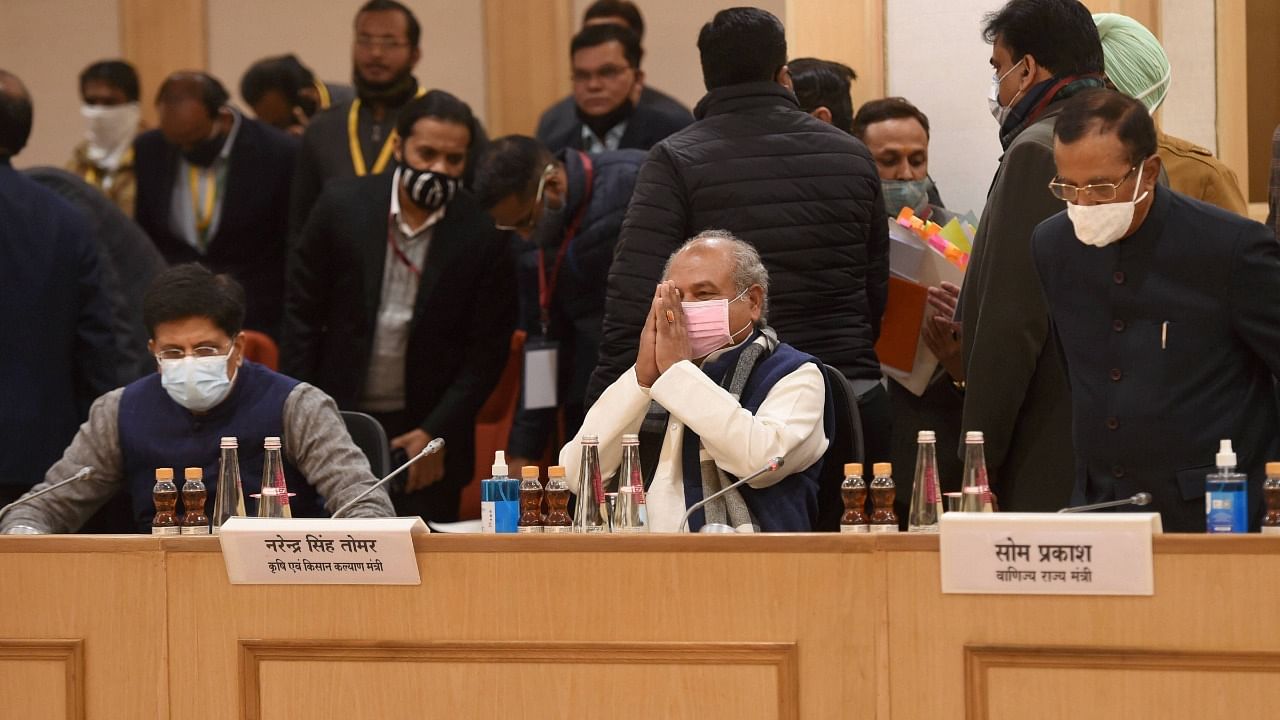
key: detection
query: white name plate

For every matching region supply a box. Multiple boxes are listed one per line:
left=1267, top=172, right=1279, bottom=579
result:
left=939, top=512, right=1162, bottom=596
left=218, top=516, right=428, bottom=585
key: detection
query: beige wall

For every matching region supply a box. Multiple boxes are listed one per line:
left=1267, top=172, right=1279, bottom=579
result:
left=4, top=0, right=121, bottom=170
left=208, top=0, right=487, bottom=124
left=2, top=0, right=1247, bottom=203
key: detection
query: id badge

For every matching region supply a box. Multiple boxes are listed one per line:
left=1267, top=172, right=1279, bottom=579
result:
left=523, top=338, right=559, bottom=410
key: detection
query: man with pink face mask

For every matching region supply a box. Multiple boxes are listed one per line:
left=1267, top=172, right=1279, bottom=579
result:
left=1031, top=90, right=1280, bottom=532
left=561, top=231, right=831, bottom=532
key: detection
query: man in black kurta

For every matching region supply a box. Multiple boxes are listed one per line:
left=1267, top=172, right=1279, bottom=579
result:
left=1032, top=89, right=1280, bottom=531
left=289, top=0, right=486, bottom=236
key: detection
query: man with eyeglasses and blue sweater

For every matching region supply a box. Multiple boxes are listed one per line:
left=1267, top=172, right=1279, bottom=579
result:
left=0, top=264, right=394, bottom=535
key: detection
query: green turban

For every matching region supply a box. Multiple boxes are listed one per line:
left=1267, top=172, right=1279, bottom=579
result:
left=1093, top=13, right=1171, bottom=113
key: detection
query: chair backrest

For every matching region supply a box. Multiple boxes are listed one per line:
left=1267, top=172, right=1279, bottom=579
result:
left=814, top=364, right=865, bottom=531
left=241, top=330, right=279, bottom=371
left=341, top=411, right=391, bottom=479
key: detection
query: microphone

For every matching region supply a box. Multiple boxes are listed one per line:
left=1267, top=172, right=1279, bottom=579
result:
left=1057, top=492, right=1152, bottom=514
left=0, top=467, right=93, bottom=528
left=331, top=438, right=444, bottom=518
left=679, top=456, right=785, bottom=533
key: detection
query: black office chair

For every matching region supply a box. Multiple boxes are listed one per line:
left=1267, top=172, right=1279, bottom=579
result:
left=814, top=364, right=865, bottom=531
left=341, top=411, right=391, bottom=479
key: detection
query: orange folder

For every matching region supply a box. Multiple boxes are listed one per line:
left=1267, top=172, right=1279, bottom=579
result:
left=875, top=276, right=928, bottom=373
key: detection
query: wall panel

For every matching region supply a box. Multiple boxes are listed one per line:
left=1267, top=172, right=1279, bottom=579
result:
left=1, top=0, right=122, bottom=169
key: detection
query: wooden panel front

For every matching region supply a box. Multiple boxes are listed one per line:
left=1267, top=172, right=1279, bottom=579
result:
left=967, top=646, right=1280, bottom=719
left=482, top=0, right=573, bottom=136
left=0, top=640, right=82, bottom=720
left=884, top=535, right=1280, bottom=719
left=241, top=640, right=795, bottom=719
left=0, top=538, right=166, bottom=719
left=165, top=535, right=875, bottom=720
left=118, top=0, right=208, bottom=126
left=785, top=0, right=885, bottom=109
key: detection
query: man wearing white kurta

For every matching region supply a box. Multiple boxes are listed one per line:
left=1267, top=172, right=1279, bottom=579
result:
left=561, top=231, right=830, bottom=532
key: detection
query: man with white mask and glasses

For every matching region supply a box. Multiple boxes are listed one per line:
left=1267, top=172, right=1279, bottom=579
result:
left=1031, top=89, right=1280, bottom=532
left=953, top=0, right=1106, bottom=513
left=563, top=232, right=831, bottom=533
left=68, top=60, right=143, bottom=216
left=0, top=264, right=394, bottom=535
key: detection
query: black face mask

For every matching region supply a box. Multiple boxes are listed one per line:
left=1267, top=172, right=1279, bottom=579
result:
left=181, top=131, right=226, bottom=167
left=575, top=97, right=635, bottom=140
left=295, top=94, right=318, bottom=119
left=398, top=162, right=458, bottom=213
left=353, top=70, right=418, bottom=108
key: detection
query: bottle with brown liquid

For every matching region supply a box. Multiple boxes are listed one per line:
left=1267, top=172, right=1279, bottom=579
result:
left=180, top=467, right=210, bottom=534
left=517, top=466, right=544, bottom=533
left=1262, top=462, right=1280, bottom=534
left=839, top=463, right=869, bottom=533
left=869, top=462, right=899, bottom=533
left=151, top=468, right=180, bottom=535
left=543, top=465, right=572, bottom=533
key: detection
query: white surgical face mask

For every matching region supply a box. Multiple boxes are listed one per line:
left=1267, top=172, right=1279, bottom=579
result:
left=160, top=354, right=234, bottom=412
left=81, top=102, right=140, bottom=165
left=988, top=59, right=1025, bottom=126
left=1066, top=162, right=1149, bottom=248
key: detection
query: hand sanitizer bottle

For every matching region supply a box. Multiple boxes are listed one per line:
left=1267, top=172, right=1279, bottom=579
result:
left=481, top=451, right=509, bottom=534
left=1206, top=439, right=1248, bottom=534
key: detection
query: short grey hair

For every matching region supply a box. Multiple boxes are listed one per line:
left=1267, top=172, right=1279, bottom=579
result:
left=661, top=229, right=770, bottom=322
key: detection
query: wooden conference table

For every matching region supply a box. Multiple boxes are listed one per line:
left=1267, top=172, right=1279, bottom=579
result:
left=1, top=533, right=1278, bottom=719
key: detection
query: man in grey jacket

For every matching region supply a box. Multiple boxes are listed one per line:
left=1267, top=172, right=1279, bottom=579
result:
left=955, top=0, right=1106, bottom=511
left=0, top=264, right=394, bottom=534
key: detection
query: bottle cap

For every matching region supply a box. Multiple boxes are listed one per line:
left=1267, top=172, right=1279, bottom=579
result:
left=184, top=467, right=202, bottom=481
left=843, top=463, right=863, bottom=476
left=548, top=465, right=566, bottom=478
left=264, top=436, right=282, bottom=449
left=220, top=437, right=238, bottom=449
left=1267, top=462, right=1280, bottom=476
left=521, top=466, right=539, bottom=479
left=492, top=450, right=508, bottom=477
left=581, top=435, right=599, bottom=445
left=1216, top=439, right=1236, bottom=468
left=873, top=462, right=892, bottom=476
left=965, top=431, right=984, bottom=443
left=155, top=467, right=174, bottom=481
left=621, top=433, right=639, bottom=445
left=918, top=430, right=936, bottom=443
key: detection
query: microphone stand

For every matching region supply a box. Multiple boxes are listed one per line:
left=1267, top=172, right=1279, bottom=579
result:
left=679, top=457, right=784, bottom=533
left=1057, top=492, right=1153, bottom=513
left=0, top=467, right=93, bottom=527
left=332, top=438, right=444, bottom=518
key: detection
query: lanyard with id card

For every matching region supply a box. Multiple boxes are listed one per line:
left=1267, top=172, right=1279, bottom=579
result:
left=524, top=151, right=594, bottom=411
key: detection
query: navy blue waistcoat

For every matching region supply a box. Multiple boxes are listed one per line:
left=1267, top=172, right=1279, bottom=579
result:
left=118, top=360, right=320, bottom=532
left=679, top=339, right=833, bottom=532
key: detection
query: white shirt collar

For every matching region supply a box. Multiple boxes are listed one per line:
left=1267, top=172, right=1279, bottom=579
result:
left=217, top=107, right=242, bottom=162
